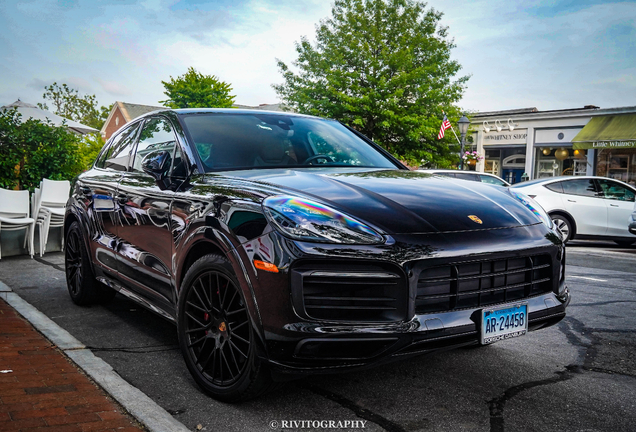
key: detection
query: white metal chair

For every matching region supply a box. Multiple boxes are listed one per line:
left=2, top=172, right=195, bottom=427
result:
left=0, top=189, right=35, bottom=259
left=37, top=179, right=70, bottom=255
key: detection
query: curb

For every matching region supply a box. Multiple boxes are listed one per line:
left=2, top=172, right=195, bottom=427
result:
left=0, top=280, right=190, bottom=432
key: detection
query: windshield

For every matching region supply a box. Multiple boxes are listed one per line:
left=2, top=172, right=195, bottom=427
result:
left=180, top=113, right=399, bottom=172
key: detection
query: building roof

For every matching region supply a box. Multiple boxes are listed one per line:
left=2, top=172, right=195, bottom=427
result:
left=468, top=105, right=636, bottom=123
left=117, top=102, right=165, bottom=121
left=4, top=100, right=39, bottom=109
left=100, top=101, right=164, bottom=137
left=472, top=106, right=603, bottom=119
left=1, top=100, right=98, bottom=134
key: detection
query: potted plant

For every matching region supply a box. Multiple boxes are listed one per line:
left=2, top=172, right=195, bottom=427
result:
left=462, top=151, right=484, bottom=168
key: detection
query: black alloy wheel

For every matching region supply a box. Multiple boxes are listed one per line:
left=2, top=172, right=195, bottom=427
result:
left=177, top=254, right=274, bottom=402
left=551, top=215, right=572, bottom=243
left=65, top=221, right=115, bottom=305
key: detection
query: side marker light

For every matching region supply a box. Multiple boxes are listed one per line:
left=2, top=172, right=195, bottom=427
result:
left=254, top=260, right=279, bottom=273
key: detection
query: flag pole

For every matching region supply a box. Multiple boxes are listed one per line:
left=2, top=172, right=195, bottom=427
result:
left=442, top=110, right=462, bottom=147
left=442, top=110, right=465, bottom=170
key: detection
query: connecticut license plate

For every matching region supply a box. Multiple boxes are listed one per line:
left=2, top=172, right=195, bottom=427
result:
left=481, top=303, right=528, bottom=345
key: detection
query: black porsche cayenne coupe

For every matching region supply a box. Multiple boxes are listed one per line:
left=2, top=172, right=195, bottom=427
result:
left=64, top=109, right=570, bottom=401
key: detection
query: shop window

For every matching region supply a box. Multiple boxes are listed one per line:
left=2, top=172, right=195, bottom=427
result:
left=534, top=147, right=584, bottom=178
left=502, top=154, right=526, bottom=168
left=596, top=149, right=636, bottom=188
left=484, top=159, right=500, bottom=176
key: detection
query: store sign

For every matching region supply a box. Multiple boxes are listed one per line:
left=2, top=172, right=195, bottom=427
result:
left=483, top=129, right=528, bottom=145
left=592, top=140, right=636, bottom=148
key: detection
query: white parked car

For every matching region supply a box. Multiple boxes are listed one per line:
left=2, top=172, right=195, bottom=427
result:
left=511, top=176, right=636, bottom=245
left=417, top=169, right=510, bottom=187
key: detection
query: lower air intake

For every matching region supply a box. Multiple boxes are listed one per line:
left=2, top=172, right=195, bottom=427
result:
left=292, top=262, right=407, bottom=323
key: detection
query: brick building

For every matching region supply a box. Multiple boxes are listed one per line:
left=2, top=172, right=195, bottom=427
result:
left=100, top=102, right=164, bottom=140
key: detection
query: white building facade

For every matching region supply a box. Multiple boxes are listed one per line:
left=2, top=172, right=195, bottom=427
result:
left=470, top=105, right=636, bottom=187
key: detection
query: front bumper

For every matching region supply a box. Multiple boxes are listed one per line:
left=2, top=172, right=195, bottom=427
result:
left=241, top=224, right=569, bottom=378
left=264, top=287, right=569, bottom=378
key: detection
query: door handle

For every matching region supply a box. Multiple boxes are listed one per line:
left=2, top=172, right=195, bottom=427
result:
left=567, top=199, right=576, bottom=202
left=610, top=204, right=619, bottom=207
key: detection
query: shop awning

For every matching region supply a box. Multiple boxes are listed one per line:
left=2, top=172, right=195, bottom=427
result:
left=572, top=114, right=636, bottom=149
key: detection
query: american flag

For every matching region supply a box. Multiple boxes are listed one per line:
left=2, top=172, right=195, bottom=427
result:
left=438, top=115, right=451, bottom=140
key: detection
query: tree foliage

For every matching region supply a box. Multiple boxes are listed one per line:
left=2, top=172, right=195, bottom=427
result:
left=38, top=82, right=111, bottom=130
left=0, top=109, right=84, bottom=191
left=160, top=67, right=236, bottom=109
left=77, top=134, right=106, bottom=170
left=273, top=0, right=469, bottom=167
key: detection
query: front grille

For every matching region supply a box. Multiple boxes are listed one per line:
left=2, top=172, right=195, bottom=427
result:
left=415, top=254, right=553, bottom=314
left=292, top=262, right=407, bottom=322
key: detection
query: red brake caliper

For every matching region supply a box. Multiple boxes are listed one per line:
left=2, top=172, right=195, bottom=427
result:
left=204, top=312, right=209, bottom=334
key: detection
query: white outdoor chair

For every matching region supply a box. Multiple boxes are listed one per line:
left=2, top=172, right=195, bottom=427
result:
left=31, top=187, right=50, bottom=256
left=0, top=188, right=35, bottom=259
left=37, top=179, right=70, bottom=255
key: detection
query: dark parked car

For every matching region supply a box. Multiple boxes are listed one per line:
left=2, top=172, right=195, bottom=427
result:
left=64, top=109, right=570, bottom=402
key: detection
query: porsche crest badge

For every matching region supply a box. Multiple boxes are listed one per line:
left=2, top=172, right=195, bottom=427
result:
left=468, top=215, right=483, bottom=224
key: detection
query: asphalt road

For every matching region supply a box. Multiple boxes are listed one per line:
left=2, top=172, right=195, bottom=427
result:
left=1, top=240, right=635, bottom=432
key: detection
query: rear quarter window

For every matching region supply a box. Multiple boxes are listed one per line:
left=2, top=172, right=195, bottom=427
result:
left=544, top=182, right=564, bottom=193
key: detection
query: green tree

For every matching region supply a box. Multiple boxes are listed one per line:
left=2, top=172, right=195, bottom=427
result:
left=38, top=83, right=111, bottom=130
left=0, top=109, right=84, bottom=191
left=273, top=0, right=469, bottom=167
left=160, top=67, right=236, bottom=108
left=77, top=134, right=106, bottom=170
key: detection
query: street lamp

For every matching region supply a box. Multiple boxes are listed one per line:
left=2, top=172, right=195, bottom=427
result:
left=457, top=114, right=470, bottom=170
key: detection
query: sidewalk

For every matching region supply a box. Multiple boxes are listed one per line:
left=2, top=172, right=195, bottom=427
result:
left=0, top=298, right=145, bottom=432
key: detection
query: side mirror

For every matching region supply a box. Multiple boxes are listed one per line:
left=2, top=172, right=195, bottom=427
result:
left=141, top=150, right=171, bottom=181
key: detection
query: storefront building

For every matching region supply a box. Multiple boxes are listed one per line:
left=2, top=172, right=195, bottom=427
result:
left=469, top=105, right=636, bottom=185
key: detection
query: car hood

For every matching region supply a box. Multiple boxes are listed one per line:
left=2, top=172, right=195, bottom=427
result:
left=210, top=168, right=542, bottom=234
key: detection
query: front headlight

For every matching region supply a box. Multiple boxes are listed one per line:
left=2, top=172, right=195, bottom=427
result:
left=262, top=195, right=384, bottom=244
left=509, top=190, right=553, bottom=229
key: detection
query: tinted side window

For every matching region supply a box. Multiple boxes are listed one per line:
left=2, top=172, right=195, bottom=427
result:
left=561, top=179, right=598, bottom=197
left=545, top=182, right=564, bottom=193
left=455, top=173, right=479, bottom=181
left=131, top=118, right=178, bottom=174
left=97, top=123, right=141, bottom=171
left=436, top=172, right=456, bottom=178
left=597, top=179, right=635, bottom=202
left=94, top=142, right=112, bottom=169
left=479, top=175, right=506, bottom=186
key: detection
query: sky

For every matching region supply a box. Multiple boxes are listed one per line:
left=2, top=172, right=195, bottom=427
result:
left=0, top=0, right=635, bottom=114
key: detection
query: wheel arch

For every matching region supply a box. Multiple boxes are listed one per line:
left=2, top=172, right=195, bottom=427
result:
left=548, top=210, right=577, bottom=238
left=64, top=208, right=94, bottom=272
left=178, top=239, right=225, bottom=288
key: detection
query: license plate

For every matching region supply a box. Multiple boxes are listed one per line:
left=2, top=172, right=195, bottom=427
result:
left=481, top=303, right=528, bottom=345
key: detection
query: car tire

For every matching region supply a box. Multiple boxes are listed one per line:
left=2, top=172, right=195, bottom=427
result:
left=614, top=240, right=635, bottom=247
left=65, top=221, right=116, bottom=305
left=177, top=254, right=275, bottom=403
left=551, top=215, right=572, bottom=243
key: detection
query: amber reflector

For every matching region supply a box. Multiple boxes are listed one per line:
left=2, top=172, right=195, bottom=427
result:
left=254, top=260, right=279, bottom=273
